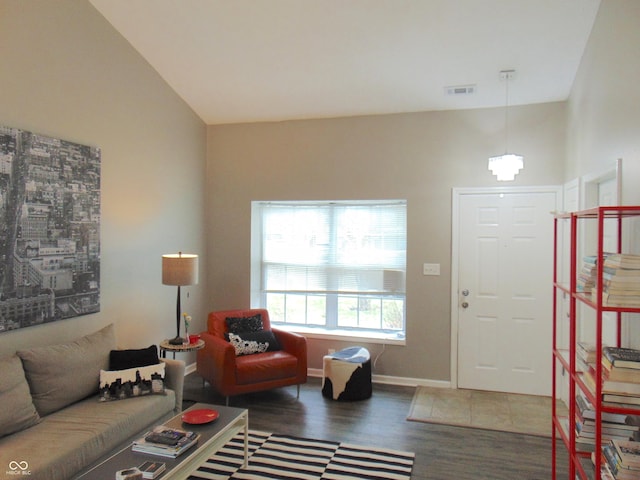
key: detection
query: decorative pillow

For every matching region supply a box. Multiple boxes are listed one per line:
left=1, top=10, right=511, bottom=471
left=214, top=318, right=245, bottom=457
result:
left=17, top=323, right=116, bottom=416
left=231, top=330, right=281, bottom=352
left=0, top=354, right=41, bottom=437
left=228, top=333, right=269, bottom=356
left=225, top=314, right=263, bottom=334
left=109, top=345, right=159, bottom=371
left=99, top=362, right=166, bottom=402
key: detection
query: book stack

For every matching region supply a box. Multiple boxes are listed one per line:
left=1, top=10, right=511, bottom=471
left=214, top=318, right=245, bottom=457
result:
left=600, top=439, right=640, bottom=479
left=575, top=390, right=640, bottom=449
left=577, top=341, right=597, bottom=373
left=578, top=255, right=599, bottom=293
left=593, top=254, right=640, bottom=307
left=132, top=426, right=200, bottom=458
left=601, top=347, right=640, bottom=412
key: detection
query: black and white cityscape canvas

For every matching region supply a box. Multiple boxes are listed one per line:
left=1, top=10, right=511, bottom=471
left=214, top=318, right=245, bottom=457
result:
left=0, top=126, right=100, bottom=333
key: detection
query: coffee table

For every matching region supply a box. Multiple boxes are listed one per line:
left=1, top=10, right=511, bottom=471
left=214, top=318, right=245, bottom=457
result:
left=74, top=403, right=248, bottom=479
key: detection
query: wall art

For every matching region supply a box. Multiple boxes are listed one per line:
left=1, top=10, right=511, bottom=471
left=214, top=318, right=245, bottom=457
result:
left=0, top=126, right=100, bottom=333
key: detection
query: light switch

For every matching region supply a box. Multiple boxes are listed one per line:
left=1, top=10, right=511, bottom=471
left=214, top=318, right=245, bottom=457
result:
left=423, top=263, right=440, bottom=276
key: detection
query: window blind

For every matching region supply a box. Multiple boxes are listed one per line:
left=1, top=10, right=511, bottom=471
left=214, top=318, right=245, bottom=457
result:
left=259, top=201, right=406, bottom=297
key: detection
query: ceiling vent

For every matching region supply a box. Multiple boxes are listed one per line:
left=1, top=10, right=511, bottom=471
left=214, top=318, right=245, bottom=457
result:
left=445, top=84, right=476, bottom=96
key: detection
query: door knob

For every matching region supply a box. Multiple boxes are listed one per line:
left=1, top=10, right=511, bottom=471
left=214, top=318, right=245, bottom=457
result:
left=461, top=302, right=469, bottom=309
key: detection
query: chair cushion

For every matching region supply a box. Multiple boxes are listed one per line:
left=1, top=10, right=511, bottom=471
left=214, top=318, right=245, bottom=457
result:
left=235, top=351, right=299, bottom=385
left=226, top=314, right=263, bottom=334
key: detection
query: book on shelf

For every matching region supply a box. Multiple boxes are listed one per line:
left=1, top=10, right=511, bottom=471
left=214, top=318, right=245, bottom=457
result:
left=612, top=439, right=640, bottom=470
left=578, top=256, right=600, bottom=293
left=578, top=342, right=598, bottom=365
left=602, top=443, right=640, bottom=480
left=576, top=421, right=639, bottom=440
left=602, top=294, right=640, bottom=307
left=602, top=364, right=640, bottom=384
left=132, top=426, right=199, bottom=458
left=603, top=287, right=640, bottom=297
left=592, top=451, right=619, bottom=480
left=604, top=268, right=640, bottom=279
left=603, top=347, right=640, bottom=370
left=577, top=390, right=630, bottom=424
left=604, top=254, right=640, bottom=270
left=603, top=394, right=640, bottom=408
left=584, top=369, right=640, bottom=396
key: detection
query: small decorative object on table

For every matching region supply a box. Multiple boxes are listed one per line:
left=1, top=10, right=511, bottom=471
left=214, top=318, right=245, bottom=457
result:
left=115, top=467, right=142, bottom=480
left=182, top=313, right=191, bottom=345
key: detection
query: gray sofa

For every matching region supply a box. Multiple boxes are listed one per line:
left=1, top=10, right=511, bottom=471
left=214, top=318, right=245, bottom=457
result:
left=0, top=324, right=185, bottom=480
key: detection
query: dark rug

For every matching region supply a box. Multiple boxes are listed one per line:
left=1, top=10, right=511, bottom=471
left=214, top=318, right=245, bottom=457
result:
left=188, top=429, right=414, bottom=479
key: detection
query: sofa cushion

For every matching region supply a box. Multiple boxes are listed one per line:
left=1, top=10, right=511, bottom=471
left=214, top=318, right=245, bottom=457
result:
left=0, top=390, right=175, bottom=480
left=17, top=324, right=116, bottom=416
left=236, top=350, right=299, bottom=385
left=0, top=354, right=41, bottom=438
left=99, top=363, right=166, bottom=401
left=109, top=345, right=159, bottom=370
left=225, top=313, right=263, bottom=334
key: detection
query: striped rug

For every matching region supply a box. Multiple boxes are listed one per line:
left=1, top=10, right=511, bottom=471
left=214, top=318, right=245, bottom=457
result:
left=188, top=430, right=415, bottom=480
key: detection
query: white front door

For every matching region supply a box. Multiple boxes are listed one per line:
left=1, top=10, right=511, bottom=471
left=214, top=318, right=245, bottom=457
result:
left=455, top=189, right=558, bottom=395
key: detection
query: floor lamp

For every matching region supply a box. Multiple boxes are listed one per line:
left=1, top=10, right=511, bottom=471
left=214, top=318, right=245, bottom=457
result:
left=162, top=252, right=198, bottom=345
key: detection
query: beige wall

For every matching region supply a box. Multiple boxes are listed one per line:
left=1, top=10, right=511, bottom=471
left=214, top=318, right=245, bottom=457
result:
left=0, top=0, right=207, bottom=360
left=566, top=0, right=640, bottom=346
left=567, top=0, right=640, bottom=206
left=207, top=103, right=566, bottom=380
left=3, top=0, right=636, bottom=385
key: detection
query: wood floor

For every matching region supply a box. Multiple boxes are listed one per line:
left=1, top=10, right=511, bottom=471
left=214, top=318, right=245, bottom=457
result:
left=183, top=374, right=569, bottom=479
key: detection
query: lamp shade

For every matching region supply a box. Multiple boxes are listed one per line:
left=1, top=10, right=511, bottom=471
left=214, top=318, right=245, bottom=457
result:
left=162, top=253, right=199, bottom=286
left=488, top=153, right=524, bottom=181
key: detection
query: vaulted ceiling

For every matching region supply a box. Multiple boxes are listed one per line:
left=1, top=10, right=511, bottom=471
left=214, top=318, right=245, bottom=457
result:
left=90, top=0, right=601, bottom=125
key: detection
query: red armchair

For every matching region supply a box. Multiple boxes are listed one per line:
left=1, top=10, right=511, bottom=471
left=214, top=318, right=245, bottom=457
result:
left=196, top=309, right=307, bottom=405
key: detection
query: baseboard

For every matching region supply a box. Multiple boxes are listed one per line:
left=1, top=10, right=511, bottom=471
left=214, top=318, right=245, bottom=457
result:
left=185, top=363, right=449, bottom=389
left=307, top=368, right=450, bottom=389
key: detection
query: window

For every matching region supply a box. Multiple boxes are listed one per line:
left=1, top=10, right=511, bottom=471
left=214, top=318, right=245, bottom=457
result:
left=251, top=200, right=406, bottom=339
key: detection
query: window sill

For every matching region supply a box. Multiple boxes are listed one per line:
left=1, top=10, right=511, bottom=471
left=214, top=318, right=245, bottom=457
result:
left=273, top=325, right=406, bottom=346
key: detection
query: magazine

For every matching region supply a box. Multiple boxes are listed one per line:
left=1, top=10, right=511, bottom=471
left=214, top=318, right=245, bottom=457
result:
left=132, top=426, right=199, bottom=458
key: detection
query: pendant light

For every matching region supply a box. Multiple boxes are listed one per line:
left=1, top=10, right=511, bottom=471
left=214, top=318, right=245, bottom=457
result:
left=488, top=70, right=523, bottom=181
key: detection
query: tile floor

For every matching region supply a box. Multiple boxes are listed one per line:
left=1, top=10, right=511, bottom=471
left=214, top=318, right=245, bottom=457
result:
left=408, top=386, right=569, bottom=436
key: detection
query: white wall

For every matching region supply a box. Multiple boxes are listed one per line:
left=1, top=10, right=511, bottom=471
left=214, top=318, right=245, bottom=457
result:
left=567, top=0, right=640, bottom=205
left=0, top=0, right=207, bottom=360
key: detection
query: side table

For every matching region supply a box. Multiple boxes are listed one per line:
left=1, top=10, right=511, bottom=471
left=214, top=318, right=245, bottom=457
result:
left=160, top=338, right=205, bottom=359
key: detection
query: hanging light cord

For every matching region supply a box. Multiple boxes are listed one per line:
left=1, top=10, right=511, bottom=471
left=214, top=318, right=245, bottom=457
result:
left=504, top=75, right=510, bottom=153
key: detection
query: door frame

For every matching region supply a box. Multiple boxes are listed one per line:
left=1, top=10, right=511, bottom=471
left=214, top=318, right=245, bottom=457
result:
left=450, top=185, right=562, bottom=389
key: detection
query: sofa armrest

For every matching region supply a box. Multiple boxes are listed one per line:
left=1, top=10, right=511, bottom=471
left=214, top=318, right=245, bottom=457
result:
left=161, top=358, right=185, bottom=411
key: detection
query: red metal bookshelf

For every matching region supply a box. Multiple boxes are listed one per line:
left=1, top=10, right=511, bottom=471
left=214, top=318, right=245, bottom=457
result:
left=552, top=206, right=640, bottom=480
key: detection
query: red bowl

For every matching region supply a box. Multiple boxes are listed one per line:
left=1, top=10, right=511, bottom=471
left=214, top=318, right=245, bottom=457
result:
left=189, top=334, right=201, bottom=344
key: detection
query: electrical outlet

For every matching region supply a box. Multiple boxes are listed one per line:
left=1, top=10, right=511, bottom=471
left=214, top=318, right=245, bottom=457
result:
left=423, top=263, right=440, bottom=276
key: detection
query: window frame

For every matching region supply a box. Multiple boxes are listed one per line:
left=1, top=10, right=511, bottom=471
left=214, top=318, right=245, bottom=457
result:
left=250, top=199, right=407, bottom=343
